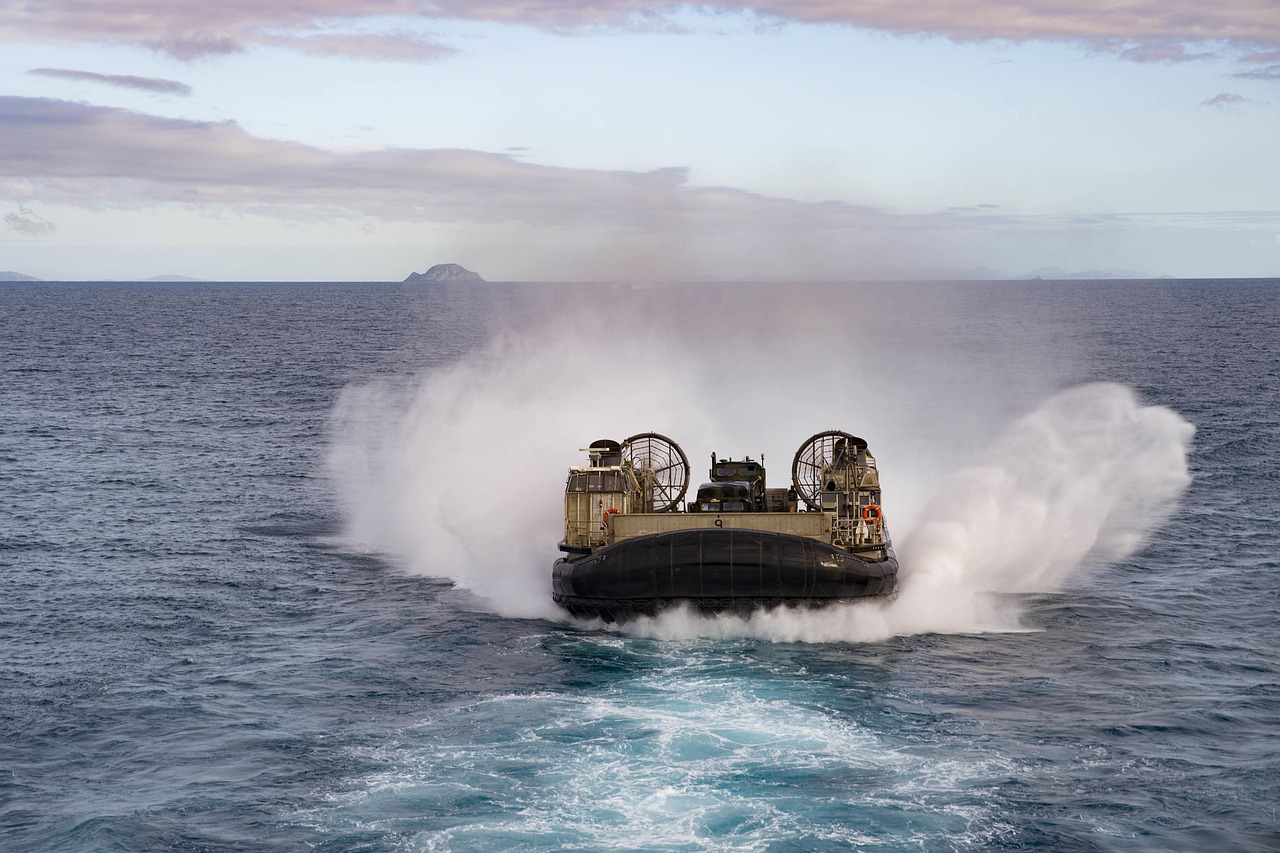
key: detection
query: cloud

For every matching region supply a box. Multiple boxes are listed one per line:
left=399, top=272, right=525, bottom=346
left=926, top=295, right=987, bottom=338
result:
left=1242, top=49, right=1280, bottom=63
left=0, top=96, right=902, bottom=234
left=1116, top=40, right=1217, bottom=63
left=5, top=205, right=57, bottom=236
left=28, top=67, right=192, bottom=95
left=0, top=1, right=1276, bottom=61
left=142, top=33, right=242, bottom=61
left=4, top=96, right=1277, bottom=268
left=8, top=96, right=1280, bottom=243
left=259, top=31, right=456, bottom=63
left=1233, top=63, right=1280, bottom=79
left=1201, top=92, right=1249, bottom=108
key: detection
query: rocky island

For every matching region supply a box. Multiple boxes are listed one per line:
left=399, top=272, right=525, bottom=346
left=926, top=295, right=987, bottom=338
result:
left=404, top=263, right=484, bottom=283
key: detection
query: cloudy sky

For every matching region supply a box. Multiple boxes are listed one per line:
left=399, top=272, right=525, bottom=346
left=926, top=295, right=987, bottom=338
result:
left=2, top=1, right=1278, bottom=280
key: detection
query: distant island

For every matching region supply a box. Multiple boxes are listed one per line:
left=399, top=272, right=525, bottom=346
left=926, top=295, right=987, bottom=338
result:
left=1, top=272, right=208, bottom=282
left=1015, top=266, right=1153, bottom=280
left=865, top=265, right=1158, bottom=281
left=404, top=263, right=484, bottom=283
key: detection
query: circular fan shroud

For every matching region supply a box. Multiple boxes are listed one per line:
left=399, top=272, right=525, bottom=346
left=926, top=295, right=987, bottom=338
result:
left=791, top=430, right=866, bottom=511
left=622, top=432, right=690, bottom=512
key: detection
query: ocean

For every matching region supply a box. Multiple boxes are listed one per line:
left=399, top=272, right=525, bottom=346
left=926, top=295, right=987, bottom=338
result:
left=1, top=279, right=1276, bottom=851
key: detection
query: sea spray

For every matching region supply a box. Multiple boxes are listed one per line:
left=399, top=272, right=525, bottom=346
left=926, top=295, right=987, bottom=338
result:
left=326, top=326, right=713, bottom=619
left=324, top=284, right=893, bottom=618
left=886, top=382, right=1194, bottom=631
left=326, top=284, right=1193, bottom=639
left=626, top=383, right=1195, bottom=642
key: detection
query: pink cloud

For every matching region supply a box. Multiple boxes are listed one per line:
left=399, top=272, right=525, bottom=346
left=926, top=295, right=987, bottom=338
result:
left=28, top=67, right=192, bottom=95
left=1117, top=40, right=1217, bottom=63
left=0, top=96, right=901, bottom=232
left=9, top=96, right=1276, bottom=249
left=0, top=1, right=1276, bottom=60
left=142, top=33, right=242, bottom=61
left=261, top=32, right=456, bottom=62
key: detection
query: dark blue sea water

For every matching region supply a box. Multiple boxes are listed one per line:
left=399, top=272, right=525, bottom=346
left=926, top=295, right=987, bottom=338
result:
left=1, top=279, right=1277, bottom=852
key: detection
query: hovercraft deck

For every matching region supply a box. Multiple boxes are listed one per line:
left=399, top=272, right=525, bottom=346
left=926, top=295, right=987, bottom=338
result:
left=552, top=431, right=898, bottom=623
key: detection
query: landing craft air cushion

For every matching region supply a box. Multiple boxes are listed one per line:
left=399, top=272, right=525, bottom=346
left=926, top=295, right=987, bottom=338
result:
left=552, top=431, right=899, bottom=622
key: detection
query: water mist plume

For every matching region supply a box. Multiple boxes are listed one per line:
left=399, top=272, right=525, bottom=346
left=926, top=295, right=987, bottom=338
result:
left=327, top=287, right=1193, bottom=640
left=326, top=325, right=711, bottom=619
left=627, top=382, right=1195, bottom=642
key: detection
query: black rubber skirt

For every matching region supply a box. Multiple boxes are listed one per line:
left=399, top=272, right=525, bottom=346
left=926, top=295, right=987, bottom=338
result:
left=552, top=528, right=898, bottom=622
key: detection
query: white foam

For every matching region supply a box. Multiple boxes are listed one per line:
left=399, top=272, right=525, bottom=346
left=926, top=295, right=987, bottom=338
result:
left=624, top=384, right=1194, bottom=642
left=325, top=322, right=714, bottom=619
left=889, top=382, right=1195, bottom=633
left=302, top=656, right=1018, bottom=849
left=326, top=287, right=1194, bottom=638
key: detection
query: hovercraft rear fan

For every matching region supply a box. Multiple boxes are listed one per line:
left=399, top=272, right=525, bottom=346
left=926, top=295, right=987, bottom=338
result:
left=622, top=432, right=690, bottom=513
left=791, top=430, right=867, bottom=511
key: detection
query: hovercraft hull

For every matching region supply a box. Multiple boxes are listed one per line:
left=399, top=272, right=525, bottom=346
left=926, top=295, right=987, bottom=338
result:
left=552, top=527, right=898, bottom=623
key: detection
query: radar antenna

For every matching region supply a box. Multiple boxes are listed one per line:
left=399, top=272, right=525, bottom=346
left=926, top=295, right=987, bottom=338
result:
left=791, top=430, right=868, bottom=510
left=622, top=432, right=690, bottom=512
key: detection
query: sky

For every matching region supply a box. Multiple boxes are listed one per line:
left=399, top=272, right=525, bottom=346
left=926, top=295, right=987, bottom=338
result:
left=1, top=1, right=1278, bottom=281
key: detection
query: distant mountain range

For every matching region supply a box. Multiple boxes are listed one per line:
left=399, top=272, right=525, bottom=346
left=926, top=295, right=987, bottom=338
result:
left=3, top=266, right=1167, bottom=283
left=0, top=272, right=206, bottom=282
left=871, top=265, right=1159, bottom=281
left=1015, top=266, right=1159, bottom=280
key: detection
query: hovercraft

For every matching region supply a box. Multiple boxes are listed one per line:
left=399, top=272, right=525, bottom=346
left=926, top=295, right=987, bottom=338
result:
left=552, top=431, right=898, bottom=622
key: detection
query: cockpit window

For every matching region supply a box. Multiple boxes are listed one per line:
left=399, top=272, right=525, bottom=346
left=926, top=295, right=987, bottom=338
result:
left=567, top=471, right=623, bottom=492
left=698, top=483, right=749, bottom=501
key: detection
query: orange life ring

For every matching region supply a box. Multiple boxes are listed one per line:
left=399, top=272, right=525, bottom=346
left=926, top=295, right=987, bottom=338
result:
left=862, top=504, right=883, bottom=522
left=603, top=508, right=621, bottom=524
